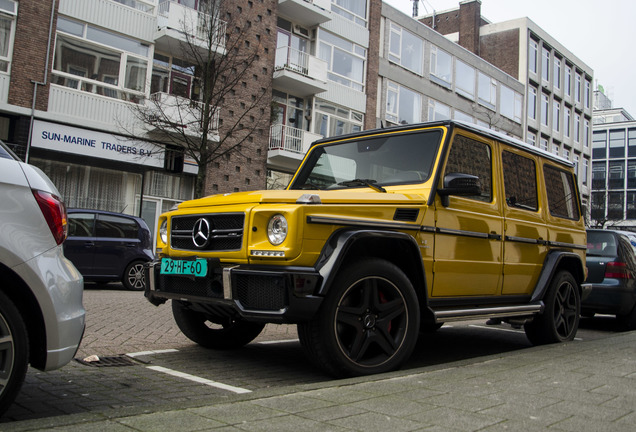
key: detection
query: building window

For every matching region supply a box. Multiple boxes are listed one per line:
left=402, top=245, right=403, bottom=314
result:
left=386, top=81, right=421, bottom=125
left=593, top=131, right=607, bottom=159
left=541, top=93, right=549, bottom=127
left=564, top=107, right=571, bottom=138
left=591, top=191, right=605, bottom=220
left=428, top=99, right=450, bottom=121
left=584, top=79, right=591, bottom=109
left=388, top=22, right=423, bottom=75
left=574, top=113, right=581, bottom=143
left=553, top=57, right=561, bottom=90
left=314, top=99, right=363, bottom=138
left=477, top=72, right=496, bottom=110
left=527, top=132, right=536, bottom=147
left=629, top=128, right=636, bottom=157
left=151, top=53, right=199, bottom=100
left=501, top=85, right=522, bottom=123
left=608, top=161, right=625, bottom=189
left=608, top=191, right=624, bottom=220
left=583, top=158, right=589, bottom=186
left=540, top=137, right=548, bottom=151
left=575, top=72, right=582, bottom=103
left=453, top=110, right=473, bottom=123
left=552, top=100, right=560, bottom=132
left=592, top=161, right=605, bottom=189
left=628, top=161, right=636, bottom=188
left=318, top=30, right=366, bottom=92
left=565, top=65, right=572, bottom=97
left=628, top=192, right=636, bottom=219
left=455, top=59, right=475, bottom=100
left=529, top=39, right=538, bottom=74
left=541, top=47, right=550, bottom=83
left=609, top=129, right=626, bottom=158
left=53, top=17, right=150, bottom=103
left=0, top=0, right=17, bottom=73
left=552, top=143, right=559, bottom=156
left=430, top=46, right=452, bottom=88
left=528, top=86, right=537, bottom=120
left=331, top=0, right=367, bottom=27
left=584, top=119, right=590, bottom=148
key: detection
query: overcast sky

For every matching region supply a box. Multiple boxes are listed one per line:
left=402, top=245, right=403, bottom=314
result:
left=383, top=0, right=636, bottom=117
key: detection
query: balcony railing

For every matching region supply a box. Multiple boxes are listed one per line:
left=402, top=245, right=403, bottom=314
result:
left=268, top=124, right=322, bottom=172
left=269, top=123, right=304, bottom=153
left=275, top=46, right=309, bottom=75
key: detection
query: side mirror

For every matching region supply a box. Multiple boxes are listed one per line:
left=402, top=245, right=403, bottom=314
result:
left=437, top=173, right=481, bottom=207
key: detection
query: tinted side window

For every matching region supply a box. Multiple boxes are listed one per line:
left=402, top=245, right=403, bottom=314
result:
left=445, top=134, right=492, bottom=202
left=96, top=215, right=139, bottom=239
left=502, top=151, right=538, bottom=211
left=68, top=213, right=95, bottom=237
left=543, top=165, right=580, bottom=220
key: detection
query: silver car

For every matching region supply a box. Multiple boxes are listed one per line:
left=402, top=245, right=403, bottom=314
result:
left=0, top=142, right=85, bottom=416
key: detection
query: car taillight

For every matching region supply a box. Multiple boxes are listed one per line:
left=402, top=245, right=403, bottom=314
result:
left=33, top=190, right=67, bottom=245
left=605, top=261, right=631, bottom=279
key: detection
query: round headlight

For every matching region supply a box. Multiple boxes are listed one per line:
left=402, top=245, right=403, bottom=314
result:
left=160, top=220, right=168, bottom=244
left=267, top=214, right=288, bottom=245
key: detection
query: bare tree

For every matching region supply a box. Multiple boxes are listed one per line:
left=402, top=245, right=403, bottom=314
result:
left=129, top=0, right=272, bottom=198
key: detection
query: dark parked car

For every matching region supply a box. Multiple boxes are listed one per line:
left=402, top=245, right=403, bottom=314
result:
left=65, top=209, right=154, bottom=290
left=583, top=229, right=636, bottom=329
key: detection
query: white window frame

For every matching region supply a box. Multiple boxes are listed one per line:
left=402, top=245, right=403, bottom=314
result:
left=575, top=113, right=581, bottom=143
left=0, top=0, right=17, bottom=74
left=564, top=107, right=571, bottom=138
left=541, top=47, right=550, bottom=83
left=527, top=132, right=536, bottom=147
left=529, top=39, right=538, bottom=74
left=385, top=81, right=422, bottom=125
left=501, top=85, right=522, bottom=123
left=455, top=59, right=475, bottom=100
left=553, top=100, right=560, bottom=132
left=565, top=65, right=572, bottom=97
left=318, top=30, right=366, bottom=92
left=528, top=86, right=537, bottom=120
left=477, top=71, right=497, bottom=109
left=430, top=46, right=452, bottom=88
left=388, top=22, right=423, bottom=75
left=541, top=93, right=549, bottom=127
left=553, top=57, right=561, bottom=90
left=428, top=99, right=450, bottom=121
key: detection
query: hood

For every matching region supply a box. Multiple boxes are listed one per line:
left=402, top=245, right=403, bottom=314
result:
left=177, top=188, right=429, bottom=209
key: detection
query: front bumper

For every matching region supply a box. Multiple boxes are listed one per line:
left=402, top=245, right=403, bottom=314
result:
left=144, top=258, right=324, bottom=323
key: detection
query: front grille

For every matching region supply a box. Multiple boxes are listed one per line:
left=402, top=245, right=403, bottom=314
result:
left=171, top=213, right=244, bottom=251
left=235, top=273, right=287, bottom=311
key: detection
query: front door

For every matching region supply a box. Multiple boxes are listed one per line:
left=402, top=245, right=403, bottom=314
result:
left=432, top=133, right=503, bottom=297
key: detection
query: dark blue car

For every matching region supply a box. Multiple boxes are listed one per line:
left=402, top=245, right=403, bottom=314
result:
left=583, top=229, right=636, bottom=330
left=64, top=209, right=154, bottom=290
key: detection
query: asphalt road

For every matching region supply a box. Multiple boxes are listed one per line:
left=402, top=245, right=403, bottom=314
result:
left=0, top=284, right=625, bottom=424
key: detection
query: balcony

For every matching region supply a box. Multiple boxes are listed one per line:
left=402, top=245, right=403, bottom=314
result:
left=146, top=92, right=220, bottom=140
left=267, top=124, right=322, bottom=172
left=273, top=47, right=328, bottom=96
left=155, top=1, right=226, bottom=57
left=277, top=0, right=331, bottom=27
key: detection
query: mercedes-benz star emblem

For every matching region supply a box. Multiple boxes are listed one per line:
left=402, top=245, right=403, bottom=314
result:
left=192, top=218, right=211, bottom=248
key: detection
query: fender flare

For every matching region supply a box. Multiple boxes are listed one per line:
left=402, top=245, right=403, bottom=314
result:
left=530, top=250, right=586, bottom=303
left=313, top=228, right=428, bottom=300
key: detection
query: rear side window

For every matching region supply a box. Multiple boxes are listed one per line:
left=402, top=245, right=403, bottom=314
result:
left=502, top=151, right=538, bottom=211
left=543, top=165, right=580, bottom=220
left=445, top=134, right=492, bottom=202
left=96, top=215, right=139, bottom=239
left=68, top=213, right=95, bottom=237
left=586, top=231, right=616, bottom=256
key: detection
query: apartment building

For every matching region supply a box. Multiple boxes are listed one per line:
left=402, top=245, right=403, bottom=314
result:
left=419, top=0, right=594, bottom=207
left=379, top=3, right=524, bottom=139
left=591, top=90, right=636, bottom=229
left=0, top=0, right=275, bottom=238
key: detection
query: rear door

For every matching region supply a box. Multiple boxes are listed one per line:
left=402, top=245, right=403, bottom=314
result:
left=92, top=214, right=141, bottom=277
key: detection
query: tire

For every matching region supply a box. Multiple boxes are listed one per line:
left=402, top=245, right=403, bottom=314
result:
left=172, top=300, right=264, bottom=349
left=617, top=305, right=636, bottom=331
left=524, top=270, right=580, bottom=345
left=122, top=261, right=147, bottom=291
left=0, top=291, right=29, bottom=416
left=298, top=258, right=420, bottom=377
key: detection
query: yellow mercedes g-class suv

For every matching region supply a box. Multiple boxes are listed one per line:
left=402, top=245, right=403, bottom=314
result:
left=145, top=120, right=588, bottom=377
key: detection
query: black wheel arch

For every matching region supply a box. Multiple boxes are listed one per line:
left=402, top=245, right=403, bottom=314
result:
left=0, top=263, right=47, bottom=370
left=314, top=228, right=430, bottom=316
left=530, top=250, right=586, bottom=303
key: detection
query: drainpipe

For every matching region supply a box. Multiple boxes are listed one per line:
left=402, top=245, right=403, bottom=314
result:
left=26, top=0, right=56, bottom=163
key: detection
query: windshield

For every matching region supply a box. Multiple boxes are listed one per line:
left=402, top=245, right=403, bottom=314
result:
left=289, top=129, right=442, bottom=190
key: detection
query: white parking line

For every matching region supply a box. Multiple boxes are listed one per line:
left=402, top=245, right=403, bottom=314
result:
left=127, top=349, right=179, bottom=357
left=147, top=365, right=252, bottom=394
left=469, top=324, right=583, bottom=341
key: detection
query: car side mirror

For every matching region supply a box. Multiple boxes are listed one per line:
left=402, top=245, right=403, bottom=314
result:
left=437, top=173, right=481, bottom=207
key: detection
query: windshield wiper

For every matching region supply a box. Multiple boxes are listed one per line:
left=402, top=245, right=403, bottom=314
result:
left=338, top=179, right=387, bottom=193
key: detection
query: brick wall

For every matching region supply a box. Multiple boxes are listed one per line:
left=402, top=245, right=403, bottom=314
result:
left=479, top=29, right=520, bottom=80
left=364, top=0, right=381, bottom=130
left=9, top=0, right=56, bottom=110
left=205, top=0, right=277, bottom=195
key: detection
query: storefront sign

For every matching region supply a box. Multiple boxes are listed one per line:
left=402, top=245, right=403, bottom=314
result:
left=32, top=120, right=164, bottom=168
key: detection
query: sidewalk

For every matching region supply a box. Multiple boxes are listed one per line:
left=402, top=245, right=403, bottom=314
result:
left=4, top=331, right=636, bottom=432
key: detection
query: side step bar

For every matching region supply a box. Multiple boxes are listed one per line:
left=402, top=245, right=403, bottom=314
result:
left=433, top=303, right=543, bottom=323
